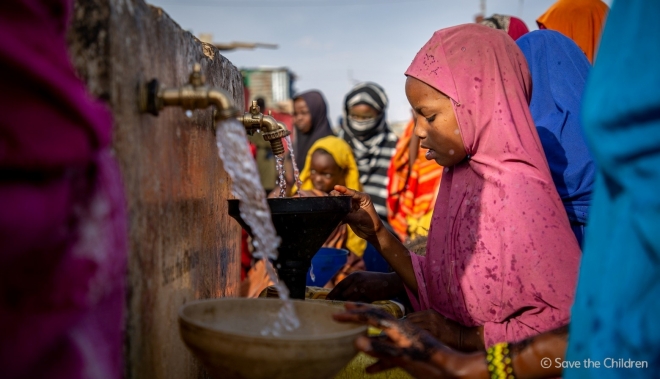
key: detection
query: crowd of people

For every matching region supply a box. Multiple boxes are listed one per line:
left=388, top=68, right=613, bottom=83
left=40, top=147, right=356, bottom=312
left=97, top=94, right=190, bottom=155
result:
left=245, top=0, right=603, bottom=286
left=246, top=0, right=659, bottom=378
left=3, top=0, right=659, bottom=377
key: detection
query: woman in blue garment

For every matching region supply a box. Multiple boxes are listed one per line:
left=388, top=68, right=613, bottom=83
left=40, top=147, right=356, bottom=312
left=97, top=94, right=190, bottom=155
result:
left=565, top=0, right=660, bottom=377
left=516, top=30, right=596, bottom=246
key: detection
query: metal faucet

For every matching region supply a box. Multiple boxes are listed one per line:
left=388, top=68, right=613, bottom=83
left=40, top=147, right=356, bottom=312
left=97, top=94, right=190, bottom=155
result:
left=237, top=101, right=290, bottom=155
left=139, top=64, right=291, bottom=155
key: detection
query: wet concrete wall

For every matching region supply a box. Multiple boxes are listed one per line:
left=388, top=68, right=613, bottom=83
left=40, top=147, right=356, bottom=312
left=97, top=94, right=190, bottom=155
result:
left=67, top=1, right=243, bottom=378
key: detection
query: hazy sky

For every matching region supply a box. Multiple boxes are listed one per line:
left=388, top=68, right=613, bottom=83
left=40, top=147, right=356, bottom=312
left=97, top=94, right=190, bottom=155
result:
left=149, top=0, right=610, bottom=125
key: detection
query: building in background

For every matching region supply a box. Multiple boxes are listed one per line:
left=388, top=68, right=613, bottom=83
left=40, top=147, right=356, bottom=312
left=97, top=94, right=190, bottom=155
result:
left=241, top=67, right=296, bottom=112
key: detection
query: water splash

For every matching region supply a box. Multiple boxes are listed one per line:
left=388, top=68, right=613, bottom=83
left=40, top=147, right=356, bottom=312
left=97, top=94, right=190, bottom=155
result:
left=284, top=136, right=303, bottom=192
left=275, top=155, right=287, bottom=198
left=216, top=119, right=300, bottom=335
left=309, top=263, right=316, bottom=283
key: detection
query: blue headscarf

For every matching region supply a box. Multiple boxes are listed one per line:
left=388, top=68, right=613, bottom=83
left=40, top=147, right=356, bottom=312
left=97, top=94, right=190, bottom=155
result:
left=565, top=1, right=660, bottom=377
left=517, top=30, right=596, bottom=244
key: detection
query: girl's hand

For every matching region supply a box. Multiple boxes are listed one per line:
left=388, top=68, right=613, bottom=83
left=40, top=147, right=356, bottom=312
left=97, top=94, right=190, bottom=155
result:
left=331, top=185, right=384, bottom=242
left=333, top=303, right=486, bottom=379
left=405, top=310, right=485, bottom=352
left=405, top=309, right=448, bottom=341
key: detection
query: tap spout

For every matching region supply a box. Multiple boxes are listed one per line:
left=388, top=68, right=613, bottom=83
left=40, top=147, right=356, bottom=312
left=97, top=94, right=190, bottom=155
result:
left=237, top=101, right=291, bottom=155
left=140, top=63, right=240, bottom=121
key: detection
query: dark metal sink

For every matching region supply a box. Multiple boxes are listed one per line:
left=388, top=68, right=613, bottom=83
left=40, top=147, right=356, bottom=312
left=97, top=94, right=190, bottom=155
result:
left=228, top=196, right=352, bottom=299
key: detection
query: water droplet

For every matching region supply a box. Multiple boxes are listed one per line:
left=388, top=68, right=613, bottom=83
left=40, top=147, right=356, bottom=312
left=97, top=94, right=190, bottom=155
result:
left=461, top=47, right=466, bottom=51
left=309, top=263, right=316, bottom=282
left=185, top=110, right=193, bottom=118
left=454, top=129, right=460, bottom=135
left=449, top=149, right=455, bottom=155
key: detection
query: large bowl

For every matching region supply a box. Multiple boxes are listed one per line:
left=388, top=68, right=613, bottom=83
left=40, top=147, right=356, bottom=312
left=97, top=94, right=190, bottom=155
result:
left=179, top=297, right=367, bottom=379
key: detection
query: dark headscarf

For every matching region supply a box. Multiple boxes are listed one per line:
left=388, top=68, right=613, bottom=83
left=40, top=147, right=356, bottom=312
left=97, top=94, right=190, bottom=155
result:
left=517, top=30, right=595, bottom=245
left=292, top=90, right=333, bottom=170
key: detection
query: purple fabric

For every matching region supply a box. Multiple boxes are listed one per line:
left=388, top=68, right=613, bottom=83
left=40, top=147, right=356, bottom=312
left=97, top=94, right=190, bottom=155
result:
left=293, top=90, right=333, bottom=170
left=0, top=1, right=127, bottom=378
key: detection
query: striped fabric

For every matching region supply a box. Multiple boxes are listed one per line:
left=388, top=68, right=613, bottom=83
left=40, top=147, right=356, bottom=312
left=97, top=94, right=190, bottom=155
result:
left=340, top=129, right=398, bottom=223
left=339, top=82, right=398, bottom=226
left=386, top=119, right=443, bottom=241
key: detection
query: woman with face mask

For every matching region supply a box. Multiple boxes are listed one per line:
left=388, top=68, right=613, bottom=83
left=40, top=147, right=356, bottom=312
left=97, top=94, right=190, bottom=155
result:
left=337, top=82, right=399, bottom=229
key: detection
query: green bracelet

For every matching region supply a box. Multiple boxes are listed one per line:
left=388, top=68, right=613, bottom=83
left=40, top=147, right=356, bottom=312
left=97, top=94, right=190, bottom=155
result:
left=486, top=342, right=515, bottom=379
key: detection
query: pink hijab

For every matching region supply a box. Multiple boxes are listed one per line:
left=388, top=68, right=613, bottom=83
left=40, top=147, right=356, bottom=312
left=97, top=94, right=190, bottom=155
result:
left=0, top=1, right=127, bottom=378
left=404, top=24, right=581, bottom=347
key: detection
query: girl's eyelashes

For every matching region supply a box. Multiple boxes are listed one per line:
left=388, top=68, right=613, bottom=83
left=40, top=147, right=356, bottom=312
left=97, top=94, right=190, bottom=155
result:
left=426, top=115, right=436, bottom=123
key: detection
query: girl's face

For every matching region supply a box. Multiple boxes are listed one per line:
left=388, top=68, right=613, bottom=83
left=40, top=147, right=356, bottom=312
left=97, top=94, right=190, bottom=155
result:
left=348, top=104, right=379, bottom=121
left=309, top=150, right=345, bottom=193
left=405, top=76, right=466, bottom=167
left=293, top=98, right=313, bottom=134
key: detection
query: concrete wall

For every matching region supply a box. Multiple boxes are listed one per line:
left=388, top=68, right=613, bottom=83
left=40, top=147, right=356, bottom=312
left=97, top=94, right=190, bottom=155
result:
left=68, top=1, right=243, bottom=378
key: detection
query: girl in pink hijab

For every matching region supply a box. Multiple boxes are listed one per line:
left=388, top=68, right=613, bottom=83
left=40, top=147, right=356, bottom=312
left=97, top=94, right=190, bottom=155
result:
left=329, top=23, right=580, bottom=352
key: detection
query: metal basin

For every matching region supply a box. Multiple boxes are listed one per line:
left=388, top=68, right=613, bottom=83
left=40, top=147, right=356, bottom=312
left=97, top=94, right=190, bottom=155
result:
left=228, top=196, right=352, bottom=299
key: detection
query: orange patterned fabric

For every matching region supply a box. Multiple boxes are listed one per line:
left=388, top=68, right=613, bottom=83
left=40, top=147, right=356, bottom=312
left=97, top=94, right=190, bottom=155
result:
left=386, top=119, right=443, bottom=240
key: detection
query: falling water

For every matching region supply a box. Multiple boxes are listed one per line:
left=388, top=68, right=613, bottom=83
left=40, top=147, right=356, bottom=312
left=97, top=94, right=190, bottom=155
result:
left=275, top=155, right=286, bottom=198
left=216, top=118, right=300, bottom=335
left=284, top=136, right=303, bottom=191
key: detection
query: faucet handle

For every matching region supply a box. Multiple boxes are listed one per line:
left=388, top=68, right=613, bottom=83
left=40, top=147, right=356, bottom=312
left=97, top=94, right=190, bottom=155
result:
left=189, top=63, right=205, bottom=87
left=249, top=100, right=261, bottom=115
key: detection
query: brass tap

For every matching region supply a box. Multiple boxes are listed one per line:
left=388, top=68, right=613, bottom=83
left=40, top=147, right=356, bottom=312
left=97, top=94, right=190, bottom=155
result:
left=237, top=101, right=291, bottom=156
left=139, top=63, right=240, bottom=121
left=139, top=65, right=291, bottom=156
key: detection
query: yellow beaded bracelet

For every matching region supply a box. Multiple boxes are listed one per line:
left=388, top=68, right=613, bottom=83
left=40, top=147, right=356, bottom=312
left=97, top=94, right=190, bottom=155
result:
left=486, top=342, right=515, bottom=379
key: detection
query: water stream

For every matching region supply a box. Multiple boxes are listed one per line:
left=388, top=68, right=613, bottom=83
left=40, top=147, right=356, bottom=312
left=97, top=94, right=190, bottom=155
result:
left=275, top=155, right=286, bottom=198
left=284, top=136, right=303, bottom=191
left=216, top=119, right=300, bottom=335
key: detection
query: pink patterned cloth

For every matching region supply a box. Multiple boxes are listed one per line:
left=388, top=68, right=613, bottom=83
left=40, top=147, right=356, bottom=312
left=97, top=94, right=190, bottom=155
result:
left=404, top=24, right=581, bottom=347
left=0, top=1, right=127, bottom=378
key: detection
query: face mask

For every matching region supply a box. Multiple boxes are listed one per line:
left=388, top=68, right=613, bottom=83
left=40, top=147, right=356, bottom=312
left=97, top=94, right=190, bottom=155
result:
left=348, top=116, right=377, bottom=132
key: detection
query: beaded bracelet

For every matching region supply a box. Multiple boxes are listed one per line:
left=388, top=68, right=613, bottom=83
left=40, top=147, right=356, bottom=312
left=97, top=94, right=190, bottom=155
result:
left=486, top=342, right=516, bottom=379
